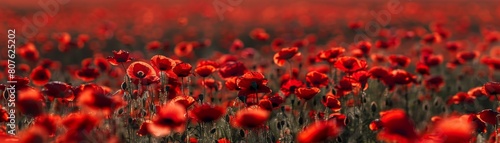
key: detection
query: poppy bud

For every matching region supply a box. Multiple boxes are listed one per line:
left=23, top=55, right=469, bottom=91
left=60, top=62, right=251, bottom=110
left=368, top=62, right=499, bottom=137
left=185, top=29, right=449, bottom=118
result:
left=370, top=102, right=377, bottom=112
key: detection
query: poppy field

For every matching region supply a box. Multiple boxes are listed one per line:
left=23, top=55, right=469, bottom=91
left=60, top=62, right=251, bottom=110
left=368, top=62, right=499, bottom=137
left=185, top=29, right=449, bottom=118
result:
left=1, top=0, right=500, bottom=143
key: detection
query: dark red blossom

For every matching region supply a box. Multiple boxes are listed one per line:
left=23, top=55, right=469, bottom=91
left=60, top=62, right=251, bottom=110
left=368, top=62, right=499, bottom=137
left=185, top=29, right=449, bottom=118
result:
left=219, top=62, right=248, bottom=79
left=374, top=109, right=418, bottom=143
left=148, top=103, right=187, bottom=137
left=317, top=47, right=345, bottom=63
left=273, top=47, right=301, bottom=66
left=297, top=121, right=343, bottom=143
left=150, top=55, right=176, bottom=71
left=424, top=76, right=445, bottom=91
left=107, top=50, right=132, bottom=66
left=76, top=67, right=100, bottom=82
left=334, top=57, right=367, bottom=73
left=306, top=71, right=329, bottom=88
left=295, top=87, right=320, bottom=100
left=236, top=72, right=271, bottom=97
left=388, top=55, right=411, bottom=68
left=127, top=61, right=157, bottom=79
left=173, top=63, right=192, bottom=77
left=30, top=66, right=51, bottom=86
left=231, top=106, right=270, bottom=129
left=189, top=104, right=226, bottom=123
left=42, top=81, right=74, bottom=101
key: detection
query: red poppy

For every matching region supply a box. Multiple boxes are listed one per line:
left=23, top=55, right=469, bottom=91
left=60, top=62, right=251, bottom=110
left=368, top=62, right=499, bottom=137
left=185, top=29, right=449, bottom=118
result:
left=77, top=86, right=126, bottom=116
left=231, top=106, right=270, bottom=129
left=217, top=138, right=231, bottom=143
left=482, top=82, right=500, bottom=96
left=456, top=51, right=479, bottom=63
left=375, top=109, right=418, bottom=142
left=297, top=121, right=343, bottom=143
left=225, top=77, right=240, bottom=91
left=421, top=33, right=442, bottom=44
left=424, top=76, right=445, bottom=91
left=230, top=39, right=244, bottom=52
left=173, top=63, right=192, bottom=77
left=258, top=98, right=273, bottom=111
left=107, top=50, right=132, bottom=66
left=422, top=54, right=443, bottom=67
left=388, top=55, right=411, bottom=68
left=322, top=95, right=341, bottom=112
left=295, top=87, right=320, bottom=100
left=171, top=95, right=196, bottom=108
left=189, top=104, right=226, bottom=123
left=416, top=63, right=430, bottom=75
left=477, top=109, right=498, bottom=125
left=335, top=78, right=359, bottom=96
left=34, top=114, right=60, bottom=137
left=306, top=71, right=329, bottom=88
left=328, top=113, right=348, bottom=127
left=42, top=81, right=74, bottom=101
left=273, top=47, right=301, bottom=66
left=468, top=87, right=487, bottom=98
left=368, top=66, right=390, bottom=80
left=94, top=57, right=110, bottom=72
left=280, top=79, right=304, bottom=97
left=17, top=87, right=45, bottom=117
left=30, top=66, right=51, bottom=86
left=382, top=69, right=416, bottom=89
left=137, top=120, right=153, bottom=136
left=18, top=64, right=30, bottom=73
left=62, top=113, right=101, bottom=132
left=317, top=47, right=345, bottom=63
left=174, top=42, right=194, bottom=57
left=334, top=57, right=367, bottom=73
left=201, top=78, right=222, bottom=90
left=447, top=92, right=474, bottom=105
left=150, top=55, right=176, bottom=71
left=18, top=126, right=48, bottom=143
left=356, top=41, right=372, bottom=56
left=236, top=72, right=271, bottom=97
left=352, top=71, right=370, bottom=89
left=219, top=61, right=248, bottom=79
left=76, top=67, right=100, bottom=82
left=267, top=94, right=284, bottom=108
left=127, top=61, right=157, bottom=79
left=445, top=41, right=463, bottom=52
left=249, top=28, right=269, bottom=41
left=148, top=103, right=187, bottom=137
left=19, top=43, right=40, bottom=61
left=146, top=41, right=161, bottom=51
left=195, top=65, right=216, bottom=77
left=375, top=38, right=399, bottom=49
left=421, top=116, right=474, bottom=143
left=468, top=114, right=487, bottom=133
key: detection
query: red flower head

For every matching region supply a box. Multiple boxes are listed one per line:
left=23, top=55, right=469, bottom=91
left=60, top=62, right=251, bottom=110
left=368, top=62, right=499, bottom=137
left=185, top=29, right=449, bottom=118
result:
left=189, top=104, right=226, bottom=123
left=77, top=86, right=126, bottom=116
left=230, top=39, right=244, bottom=52
left=382, top=70, right=417, bottom=89
left=447, top=92, right=474, bottom=105
left=422, top=54, right=443, bottom=67
left=328, top=113, right=348, bottom=127
left=477, top=109, right=499, bottom=125
left=375, top=109, right=418, bottom=142
left=424, top=76, right=445, bottom=91
left=17, top=87, right=45, bottom=117
left=146, top=41, right=161, bottom=51
left=421, top=33, right=442, bottom=44
left=297, top=121, right=343, bottom=143
left=62, top=113, right=101, bottom=132
left=42, top=81, right=74, bottom=101
left=195, top=65, right=216, bottom=77
left=445, top=41, right=463, bottom=52
left=34, top=114, right=61, bottom=137
left=217, top=138, right=231, bottom=143
left=322, top=95, right=342, bottom=112
left=19, top=43, right=40, bottom=61
left=295, top=87, right=320, bottom=100
left=356, top=41, right=372, bottom=56
left=93, top=57, right=110, bottom=72
left=258, top=98, right=273, bottom=111
left=482, top=82, right=500, bottom=96
left=0, top=106, right=8, bottom=123
left=225, top=77, right=240, bottom=91
left=334, top=57, right=367, bottom=73
left=236, top=72, right=271, bottom=97
left=368, top=66, right=390, bottom=80
left=273, top=47, right=301, bottom=66
left=317, top=47, right=345, bottom=63
left=175, top=42, right=194, bottom=57
left=280, top=79, right=304, bottom=97
left=76, top=67, right=100, bottom=82
left=416, top=63, right=430, bottom=75
left=173, top=63, right=192, bottom=77
left=148, top=103, right=187, bottom=137
left=456, top=51, right=479, bottom=63
left=150, top=55, right=176, bottom=71
left=137, top=120, right=153, bottom=136
left=127, top=61, right=157, bottom=79
left=231, top=106, right=270, bottom=129
left=249, top=28, right=269, bottom=41
left=171, top=95, right=196, bottom=109
left=219, top=62, right=248, bottom=79
left=352, top=71, right=370, bottom=89
left=388, top=55, right=411, bottom=68
left=422, top=115, right=474, bottom=143
left=107, top=50, right=132, bottom=66
left=30, top=66, right=51, bottom=86
left=306, top=71, right=329, bottom=88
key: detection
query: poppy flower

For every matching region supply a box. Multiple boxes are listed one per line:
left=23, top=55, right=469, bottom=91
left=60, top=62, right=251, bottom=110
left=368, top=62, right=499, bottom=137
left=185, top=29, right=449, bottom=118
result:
left=356, top=41, right=372, bottom=56
left=150, top=55, right=176, bottom=71
left=148, top=103, right=187, bottom=137
left=94, top=57, right=110, bottom=72
left=352, top=71, right=370, bottom=89
left=17, top=87, right=45, bottom=117
left=295, top=87, right=320, bottom=100
left=77, top=87, right=126, bottom=116
left=217, top=138, right=231, bottom=143
left=375, top=109, right=418, bottom=142
left=249, top=28, right=269, bottom=41
left=267, top=94, right=284, bottom=108
left=421, top=116, right=474, bottom=143
left=424, top=76, right=445, bottom=91
left=447, top=92, right=474, bottom=105
left=195, top=65, right=216, bottom=77
left=368, top=66, right=390, bottom=80
left=171, top=95, right=196, bottom=108
left=421, top=33, right=442, bottom=44
left=173, top=63, right=192, bottom=77
left=334, top=57, right=367, bottom=73
left=328, top=113, right=348, bottom=127
left=280, top=79, right=304, bottom=97
left=18, top=126, right=48, bottom=143
left=19, top=43, right=40, bottom=61
left=236, top=72, right=271, bottom=97
left=382, top=69, right=416, bottom=89
left=422, top=54, right=443, bottom=67
left=468, top=87, right=487, bottom=98
left=137, top=120, right=153, bottom=136
left=230, top=39, right=244, bottom=52
left=335, top=78, right=359, bottom=96
left=225, top=77, right=240, bottom=91
left=219, top=62, right=248, bottom=79
left=258, top=98, right=273, bottom=111
left=388, top=55, right=411, bottom=68
left=317, top=47, right=345, bottom=63
left=482, top=82, right=500, bottom=96
left=189, top=104, right=226, bottom=123
left=273, top=47, right=301, bottom=66
left=107, top=50, right=132, bottom=66
left=30, top=66, right=51, bottom=86
left=76, top=67, right=100, bottom=82
left=306, top=71, right=329, bottom=88
left=416, top=63, right=430, bottom=75
left=477, top=109, right=498, bottom=125
left=322, top=95, right=341, bottom=112
left=62, top=113, right=101, bottom=132
left=231, top=106, right=270, bottom=129
left=174, top=42, right=194, bottom=57
left=456, top=51, right=479, bottom=63
left=445, top=41, right=463, bottom=52
left=42, top=81, right=74, bottom=101
left=127, top=61, right=157, bottom=79
left=146, top=41, right=161, bottom=51
left=297, top=121, right=343, bottom=143
left=33, top=114, right=61, bottom=137
left=468, top=114, right=486, bottom=133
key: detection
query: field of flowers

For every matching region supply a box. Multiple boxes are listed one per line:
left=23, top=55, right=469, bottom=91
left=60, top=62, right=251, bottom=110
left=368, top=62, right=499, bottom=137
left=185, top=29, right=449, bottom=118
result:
left=1, top=0, right=500, bottom=143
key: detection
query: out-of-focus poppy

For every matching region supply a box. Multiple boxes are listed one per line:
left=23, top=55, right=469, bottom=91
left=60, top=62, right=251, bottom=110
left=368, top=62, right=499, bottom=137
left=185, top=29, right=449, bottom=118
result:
left=258, top=98, right=273, bottom=111
left=18, top=126, right=48, bottom=143
left=297, top=121, right=343, bottom=143
left=33, top=114, right=60, bottom=137
left=171, top=95, right=196, bottom=109
left=356, top=41, right=372, bottom=56
left=195, top=65, right=216, bottom=77
left=456, top=51, right=479, bottom=63
left=0, top=105, right=8, bottom=122
left=421, top=33, right=442, bottom=44
left=62, top=113, right=101, bottom=132
left=374, top=109, right=418, bottom=143
left=19, top=43, right=40, bottom=61
left=273, top=47, right=301, bottom=66
left=382, top=70, right=416, bottom=89
left=482, top=82, right=500, bottom=96
left=17, top=87, right=44, bottom=117
left=42, top=81, right=74, bottom=101
left=317, top=47, right=345, bottom=63
left=416, top=63, right=430, bottom=75
left=230, top=39, right=244, bottom=52
left=369, top=66, right=390, bottom=80
left=424, top=76, right=445, bottom=91
left=249, top=28, right=269, bottom=41
left=422, top=54, right=443, bottom=67
left=280, top=79, right=303, bottom=97
left=445, top=41, right=463, bottom=52
left=447, top=92, right=474, bottom=105
left=150, top=55, right=176, bottom=71
left=219, top=62, right=248, bottom=79
left=236, top=72, right=271, bottom=97
left=388, top=55, right=411, bottom=68
left=334, top=57, right=367, bottom=73
left=189, top=104, right=226, bottom=123
left=30, top=66, right=51, bottom=86
left=306, top=71, right=329, bottom=88
left=295, top=87, right=320, bottom=100
left=322, top=95, right=341, bottom=112
left=76, top=67, right=100, bottom=82
left=148, top=103, right=187, bottom=137
left=127, top=61, right=157, bottom=79
left=352, top=71, right=370, bottom=89
left=225, top=77, right=240, bottom=91
left=94, top=57, right=110, bottom=72
left=174, top=42, right=194, bottom=57
left=137, top=120, right=153, bottom=136
left=201, top=78, right=222, bottom=90
left=107, top=50, right=132, bottom=66
left=173, top=63, right=192, bottom=77
left=231, top=106, right=270, bottom=129
left=421, top=115, right=474, bottom=143
left=77, top=86, right=126, bottom=116
left=146, top=41, right=161, bottom=51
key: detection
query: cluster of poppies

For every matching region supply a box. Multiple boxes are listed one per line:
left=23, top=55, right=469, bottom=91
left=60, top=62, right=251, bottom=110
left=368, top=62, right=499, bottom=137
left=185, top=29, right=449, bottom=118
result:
left=2, top=0, right=500, bottom=143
